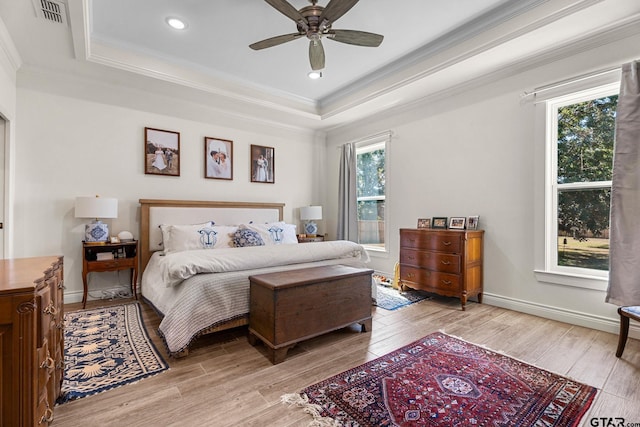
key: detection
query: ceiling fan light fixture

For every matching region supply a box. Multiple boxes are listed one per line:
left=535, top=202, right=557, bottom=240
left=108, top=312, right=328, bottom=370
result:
left=166, top=17, right=187, bottom=30
left=308, top=70, right=322, bottom=79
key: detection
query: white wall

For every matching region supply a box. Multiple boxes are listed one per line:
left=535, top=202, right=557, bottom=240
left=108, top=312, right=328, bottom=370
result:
left=325, top=33, right=640, bottom=337
left=14, top=74, right=324, bottom=303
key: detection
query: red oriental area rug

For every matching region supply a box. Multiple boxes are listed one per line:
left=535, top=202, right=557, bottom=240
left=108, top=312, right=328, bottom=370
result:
left=282, top=332, right=597, bottom=426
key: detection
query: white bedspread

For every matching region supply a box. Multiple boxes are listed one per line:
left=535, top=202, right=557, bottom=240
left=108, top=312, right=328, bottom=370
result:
left=141, top=241, right=370, bottom=356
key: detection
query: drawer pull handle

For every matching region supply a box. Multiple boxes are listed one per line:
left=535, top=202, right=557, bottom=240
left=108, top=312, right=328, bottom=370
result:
left=441, top=280, right=452, bottom=285
left=41, top=356, right=55, bottom=370
left=408, top=256, right=415, bottom=260
left=407, top=273, right=414, bottom=279
left=442, top=241, right=452, bottom=246
left=441, top=260, right=451, bottom=265
left=408, top=238, right=415, bottom=243
left=40, top=407, right=54, bottom=424
left=43, top=302, right=58, bottom=316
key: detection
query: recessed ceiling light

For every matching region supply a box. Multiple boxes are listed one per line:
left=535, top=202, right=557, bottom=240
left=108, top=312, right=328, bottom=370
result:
left=308, top=71, right=322, bottom=79
left=166, top=17, right=187, bottom=30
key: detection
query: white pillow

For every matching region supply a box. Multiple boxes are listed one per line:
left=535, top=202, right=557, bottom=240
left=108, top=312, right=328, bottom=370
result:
left=242, top=221, right=298, bottom=245
left=160, top=222, right=238, bottom=253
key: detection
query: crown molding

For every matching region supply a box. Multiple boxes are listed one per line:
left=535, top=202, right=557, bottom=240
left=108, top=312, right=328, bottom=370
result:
left=0, top=15, right=22, bottom=80
left=327, top=14, right=640, bottom=134
left=319, top=0, right=605, bottom=116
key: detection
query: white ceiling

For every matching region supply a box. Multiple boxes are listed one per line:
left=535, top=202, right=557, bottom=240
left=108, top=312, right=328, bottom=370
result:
left=1, top=0, right=640, bottom=131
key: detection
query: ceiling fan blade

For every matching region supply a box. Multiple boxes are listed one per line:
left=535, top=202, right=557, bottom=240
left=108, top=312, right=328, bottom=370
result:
left=319, top=0, right=359, bottom=24
left=309, top=39, right=325, bottom=70
left=250, top=33, right=303, bottom=50
left=264, top=0, right=305, bottom=23
left=327, top=29, right=384, bottom=47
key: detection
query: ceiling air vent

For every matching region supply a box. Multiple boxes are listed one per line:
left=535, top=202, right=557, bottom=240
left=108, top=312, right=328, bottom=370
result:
left=32, top=0, right=68, bottom=25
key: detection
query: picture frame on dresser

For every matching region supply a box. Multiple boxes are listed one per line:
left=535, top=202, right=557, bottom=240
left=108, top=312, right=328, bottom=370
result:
left=467, top=215, right=480, bottom=230
left=449, top=217, right=466, bottom=230
left=432, top=217, right=448, bottom=229
left=145, top=127, right=180, bottom=176
left=417, top=218, right=431, bottom=229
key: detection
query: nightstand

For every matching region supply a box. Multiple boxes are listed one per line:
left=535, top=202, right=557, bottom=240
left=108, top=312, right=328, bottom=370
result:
left=82, top=240, right=138, bottom=308
left=297, top=235, right=325, bottom=243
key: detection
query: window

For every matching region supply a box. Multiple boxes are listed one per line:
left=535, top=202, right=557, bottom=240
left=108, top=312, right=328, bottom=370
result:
left=538, top=83, right=618, bottom=288
left=356, top=137, right=388, bottom=251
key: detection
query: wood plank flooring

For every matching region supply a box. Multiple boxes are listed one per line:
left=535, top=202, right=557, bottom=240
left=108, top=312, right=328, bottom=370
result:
left=53, top=295, right=640, bottom=427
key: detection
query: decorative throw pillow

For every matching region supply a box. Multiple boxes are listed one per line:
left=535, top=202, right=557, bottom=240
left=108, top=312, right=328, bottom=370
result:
left=160, top=222, right=237, bottom=253
left=242, top=222, right=298, bottom=245
left=230, top=227, right=265, bottom=247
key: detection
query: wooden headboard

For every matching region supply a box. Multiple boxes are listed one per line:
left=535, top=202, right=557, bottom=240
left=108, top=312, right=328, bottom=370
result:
left=138, top=199, right=284, bottom=271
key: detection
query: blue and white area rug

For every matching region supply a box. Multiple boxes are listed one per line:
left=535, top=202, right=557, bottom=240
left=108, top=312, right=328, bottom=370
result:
left=374, top=284, right=431, bottom=311
left=57, top=303, right=168, bottom=403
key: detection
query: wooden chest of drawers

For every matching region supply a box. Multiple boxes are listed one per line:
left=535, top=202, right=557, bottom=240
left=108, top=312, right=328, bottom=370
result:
left=248, top=265, right=373, bottom=364
left=399, top=229, right=483, bottom=310
left=0, top=256, right=64, bottom=426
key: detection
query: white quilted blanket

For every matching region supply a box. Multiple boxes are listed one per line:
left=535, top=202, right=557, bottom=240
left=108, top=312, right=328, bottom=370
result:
left=141, top=241, right=370, bottom=356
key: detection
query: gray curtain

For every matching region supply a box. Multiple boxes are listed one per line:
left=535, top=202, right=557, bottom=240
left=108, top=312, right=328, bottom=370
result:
left=607, top=60, right=640, bottom=306
left=337, top=143, right=358, bottom=242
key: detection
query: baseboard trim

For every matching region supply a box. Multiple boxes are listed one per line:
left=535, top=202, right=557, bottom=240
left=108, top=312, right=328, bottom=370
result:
left=483, top=293, right=640, bottom=340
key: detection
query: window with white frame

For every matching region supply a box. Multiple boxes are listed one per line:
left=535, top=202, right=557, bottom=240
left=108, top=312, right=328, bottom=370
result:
left=539, top=83, right=618, bottom=287
left=356, top=137, right=388, bottom=252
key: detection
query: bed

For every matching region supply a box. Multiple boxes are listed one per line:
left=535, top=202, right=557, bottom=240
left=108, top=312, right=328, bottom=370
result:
left=138, top=199, right=371, bottom=357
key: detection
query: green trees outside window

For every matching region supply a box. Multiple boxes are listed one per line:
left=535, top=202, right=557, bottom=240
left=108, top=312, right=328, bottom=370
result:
left=556, top=95, right=617, bottom=270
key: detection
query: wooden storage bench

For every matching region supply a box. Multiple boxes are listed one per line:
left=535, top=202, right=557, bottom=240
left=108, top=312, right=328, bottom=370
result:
left=248, top=264, right=374, bottom=364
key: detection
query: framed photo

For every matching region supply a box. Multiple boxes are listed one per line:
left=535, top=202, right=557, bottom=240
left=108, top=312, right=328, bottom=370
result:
left=449, top=217, right=466, bottom=230
left=205, top=137, right=233, bottom=180
left=467, top=215, right=480, bottom=230
left=145, top=127, right=180, bottom=176
left=250, top=144, right=275, bottom=183
left=417, top=218, right=431, bottom=229
left=432, top=217, right=448, bottom=229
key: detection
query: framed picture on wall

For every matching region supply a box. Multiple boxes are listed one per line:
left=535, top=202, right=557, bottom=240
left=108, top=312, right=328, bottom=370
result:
left=204, top=137, right=233, bottom=180
left=250, top=144, right=275, bottom=183
left=144, top=127, right=180, bottom=176
left=432, top=217, right=448, bottom=229
left=449, top=217, right=466, bottom=230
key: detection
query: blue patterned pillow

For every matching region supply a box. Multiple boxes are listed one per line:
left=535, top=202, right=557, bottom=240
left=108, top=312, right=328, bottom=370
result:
left=231, top=227, right=265, bottom=247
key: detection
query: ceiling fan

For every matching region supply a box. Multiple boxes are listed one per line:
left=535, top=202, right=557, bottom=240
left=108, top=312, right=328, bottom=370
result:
left=249, top=0, right=384, bottom=71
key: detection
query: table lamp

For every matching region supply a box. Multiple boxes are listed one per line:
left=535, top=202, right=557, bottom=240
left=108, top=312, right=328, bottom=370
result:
left=300, top=206, right=322, bottom=237
left=75, top=195, right=118, bottom=244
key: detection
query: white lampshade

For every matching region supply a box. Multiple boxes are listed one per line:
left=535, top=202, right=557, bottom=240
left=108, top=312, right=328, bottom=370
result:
left=75, top=196, right=118, bottom=243
left=300, top=206, right=322, bottom=221
left=75, top=196, right=118, bottom=219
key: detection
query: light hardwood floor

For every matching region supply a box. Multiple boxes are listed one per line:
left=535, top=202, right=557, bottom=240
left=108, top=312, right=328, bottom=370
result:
left=53, top=295, right=640, bottom=427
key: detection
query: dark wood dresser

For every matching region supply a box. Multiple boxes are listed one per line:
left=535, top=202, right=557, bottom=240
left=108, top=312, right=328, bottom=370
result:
left=0, top=256, right=64, bottom=426
left=399, top=228, right=483, bottom=310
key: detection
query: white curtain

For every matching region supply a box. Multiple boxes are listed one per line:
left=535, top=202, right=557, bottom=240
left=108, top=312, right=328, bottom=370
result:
left=607, top=60, right=640, bottom=306
left=337, top=143, right=358, bottom=242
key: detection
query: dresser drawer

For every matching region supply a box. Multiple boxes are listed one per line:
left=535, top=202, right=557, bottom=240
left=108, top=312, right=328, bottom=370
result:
left=400, top=249, right=460, bottom=274
left=400, top=230, right=462, bottom=253
left=399, top=265, right=460, bottom=292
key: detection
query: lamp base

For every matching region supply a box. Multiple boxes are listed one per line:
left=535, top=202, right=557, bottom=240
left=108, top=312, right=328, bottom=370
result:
left=304, top=221, right=318, bottom=237
left=85, top=220, right=109, bottom=243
